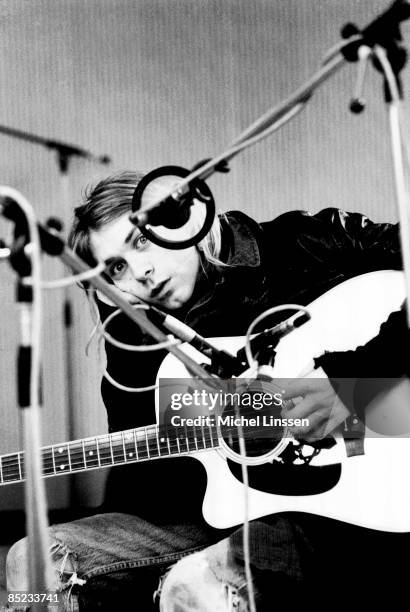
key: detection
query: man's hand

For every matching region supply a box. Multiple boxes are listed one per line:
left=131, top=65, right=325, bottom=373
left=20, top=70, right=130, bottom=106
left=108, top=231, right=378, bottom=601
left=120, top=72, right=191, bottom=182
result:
left=282, top=368, right=350, bottom=441
left=96, top=287, right=144, bottom=307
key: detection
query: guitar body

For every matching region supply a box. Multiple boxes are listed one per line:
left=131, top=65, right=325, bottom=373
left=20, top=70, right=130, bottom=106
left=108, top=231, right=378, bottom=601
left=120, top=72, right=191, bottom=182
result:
left=157, top=271, right=410, bottom=532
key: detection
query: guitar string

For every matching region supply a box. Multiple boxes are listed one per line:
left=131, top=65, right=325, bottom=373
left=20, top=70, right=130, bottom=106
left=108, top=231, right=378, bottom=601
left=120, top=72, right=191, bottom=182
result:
left=0, top=419, right=281, bottom=465
left=0, top=420, right=290, bottom=481
left=0, top=419, right=288, bottom=471
left=0, top=425, right=218, bottom=480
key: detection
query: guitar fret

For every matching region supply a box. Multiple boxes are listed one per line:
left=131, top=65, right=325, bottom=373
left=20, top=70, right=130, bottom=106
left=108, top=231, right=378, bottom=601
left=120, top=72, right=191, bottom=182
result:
left=157, top=429, right=170, bottom=455
left=110, top=433, right=125, bottom=464
left=201, top=426, right=207, bottom=449
left=145, top=428, right=150, bottom=458
left=193, top=425, right=203, bottom=451
left=184, top=426, right=196, bottom=452
left=84, top=439, right=99, bottom=468
left=208, top=426, right=215, bottom=448
left=175, top=427, right=188, bottom=453
left=133, top=430, right=139, bottom=460
left=67, top=444, right=72, bottom=472
left=17, top=453, right=22, bottom=480
left=134, top=431, right=148, bottom=460
left=55, top=445, right=69, bottom=473
left=147, top=427, right=160, bottom=458
left=121, top=432, right=127, bottom=462
left=66, top=442, right=82, bottom=471
left=0, top=420, right=222, bottom=488
left=194, top=426, right=201, bottom=450
left=108, top=434, right=114, bottom=464
left=81, top=440, right=86, bottom=469
left=124, top=432, right=136, bottom=460
left=95, top=438, right=101, bottom=467
left=96, top=436, right=112, bottom=466
left=51, top=446, right=57, bottom=474
left=155, top=430, right=161, bottom=456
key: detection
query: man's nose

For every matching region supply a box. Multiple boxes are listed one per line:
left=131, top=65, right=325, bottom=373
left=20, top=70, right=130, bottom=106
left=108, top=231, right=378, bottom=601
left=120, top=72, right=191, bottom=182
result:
left=127, top=255, right=154, bottom=283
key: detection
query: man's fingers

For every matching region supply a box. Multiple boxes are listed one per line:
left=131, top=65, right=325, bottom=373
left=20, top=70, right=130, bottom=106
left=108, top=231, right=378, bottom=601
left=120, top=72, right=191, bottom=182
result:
left=282, top=379, right=313, bottom=399
left=283, top=396, right=316, bottom=420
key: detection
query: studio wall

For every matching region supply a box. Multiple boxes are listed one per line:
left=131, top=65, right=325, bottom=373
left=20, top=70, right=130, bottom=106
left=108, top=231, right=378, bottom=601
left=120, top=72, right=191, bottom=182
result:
left=0, top=0, right=407, bottom=509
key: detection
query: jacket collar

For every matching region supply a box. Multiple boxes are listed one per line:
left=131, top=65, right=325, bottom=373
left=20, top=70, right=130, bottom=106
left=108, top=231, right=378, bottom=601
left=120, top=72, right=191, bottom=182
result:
left=184, top=211, right=267, bottom=330
left=220, top=211, right=262, bottom=269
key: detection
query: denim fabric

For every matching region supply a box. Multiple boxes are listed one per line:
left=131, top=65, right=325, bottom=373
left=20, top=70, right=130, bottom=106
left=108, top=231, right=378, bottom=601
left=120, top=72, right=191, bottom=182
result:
left=160, top=539, right=249, bottom=612
left=6, top=512, right=222, bottom=611
left=8, top=510, right=410, bottom=610
left=160, top=516, right=315, bottom=611
left=6, top=512, right=314, bottom=611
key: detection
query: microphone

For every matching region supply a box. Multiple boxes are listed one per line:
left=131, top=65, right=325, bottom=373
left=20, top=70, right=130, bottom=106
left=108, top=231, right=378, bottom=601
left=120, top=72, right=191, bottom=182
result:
left=147, top=305, right=246, bottom=376
left=236, top=311, right=311, bottom=365
left=129, top=165, right=216, bottom=250
left=267, top=311, right=311, bottom=339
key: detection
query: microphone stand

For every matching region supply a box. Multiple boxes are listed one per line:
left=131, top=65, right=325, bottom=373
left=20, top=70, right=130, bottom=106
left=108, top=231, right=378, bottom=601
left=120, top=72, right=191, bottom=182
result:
left=131, top=1, right=410, bottom=320
left=373, top=44, right=410, bottom=327
left=1, top=190, right=53, bottom=612
left=0, top=192, right=224, bottom=610
left=0, top=198, right=223, bottom=384
left=0, top=124, right=111, bottom=167
left=0, top=124, right=112, bottom=506
left=134, top=0, right=409, bottom=204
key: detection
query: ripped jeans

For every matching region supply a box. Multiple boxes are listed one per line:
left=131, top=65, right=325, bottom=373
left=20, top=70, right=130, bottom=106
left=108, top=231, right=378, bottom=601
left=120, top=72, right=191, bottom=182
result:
left=6, top=512, right=225, bottom=611
left=6, top=512, right=314, bottom=611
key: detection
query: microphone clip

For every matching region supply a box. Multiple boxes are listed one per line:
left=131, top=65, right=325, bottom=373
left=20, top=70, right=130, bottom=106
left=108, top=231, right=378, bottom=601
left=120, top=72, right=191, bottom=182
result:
left=341, top=0, right=410, bottom=102
left=130, top=165, right=216, bottom=250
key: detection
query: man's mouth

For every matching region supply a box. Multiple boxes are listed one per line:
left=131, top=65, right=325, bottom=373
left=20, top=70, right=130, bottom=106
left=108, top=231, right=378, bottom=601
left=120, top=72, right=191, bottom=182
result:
left=150, top=279, right=170, bottom=300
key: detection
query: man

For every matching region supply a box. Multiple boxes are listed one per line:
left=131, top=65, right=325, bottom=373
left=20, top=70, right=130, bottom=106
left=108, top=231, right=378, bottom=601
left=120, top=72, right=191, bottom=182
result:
left=7, top=170, right=408, bottom=610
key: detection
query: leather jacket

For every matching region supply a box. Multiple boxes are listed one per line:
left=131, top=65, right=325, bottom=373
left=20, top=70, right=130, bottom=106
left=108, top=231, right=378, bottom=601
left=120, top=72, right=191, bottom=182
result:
left=99, top=207, right=401, bottom=433
left=98, top=207, right=401, bottom=520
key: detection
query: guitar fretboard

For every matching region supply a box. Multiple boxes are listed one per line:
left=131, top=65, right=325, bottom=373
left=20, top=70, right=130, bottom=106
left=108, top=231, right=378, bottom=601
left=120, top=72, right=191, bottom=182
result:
left=0, top=423, right=219, bottom=485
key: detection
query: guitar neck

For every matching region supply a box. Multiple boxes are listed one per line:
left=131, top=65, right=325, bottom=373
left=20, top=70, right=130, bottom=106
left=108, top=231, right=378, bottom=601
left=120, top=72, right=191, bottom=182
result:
left=0, top=422, right=219, bottom=486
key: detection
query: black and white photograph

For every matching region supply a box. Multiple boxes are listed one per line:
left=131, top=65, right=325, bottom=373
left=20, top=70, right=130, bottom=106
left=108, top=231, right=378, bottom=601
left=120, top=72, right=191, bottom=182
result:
left=0, top=1, right=410, bottom=610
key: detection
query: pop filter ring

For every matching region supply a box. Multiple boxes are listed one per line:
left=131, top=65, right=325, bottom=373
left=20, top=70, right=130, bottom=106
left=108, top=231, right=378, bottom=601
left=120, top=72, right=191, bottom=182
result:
left=131, top=165, right=216, bottom=250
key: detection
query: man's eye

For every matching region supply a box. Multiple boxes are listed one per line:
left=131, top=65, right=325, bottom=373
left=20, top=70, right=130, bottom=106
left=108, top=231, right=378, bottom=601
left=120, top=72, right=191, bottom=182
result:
left=109, top=261, right=126, bottom=278
left=134, top=234, right=148, bottom=248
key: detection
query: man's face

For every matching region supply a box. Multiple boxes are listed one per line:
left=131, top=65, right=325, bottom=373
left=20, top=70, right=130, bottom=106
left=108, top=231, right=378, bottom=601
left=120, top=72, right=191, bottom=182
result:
left=90, top=213, right=200, bottom=310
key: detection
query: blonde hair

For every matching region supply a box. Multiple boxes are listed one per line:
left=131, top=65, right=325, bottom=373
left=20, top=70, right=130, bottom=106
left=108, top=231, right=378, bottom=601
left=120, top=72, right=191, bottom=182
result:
left=68, top=170, right=226, bottom=271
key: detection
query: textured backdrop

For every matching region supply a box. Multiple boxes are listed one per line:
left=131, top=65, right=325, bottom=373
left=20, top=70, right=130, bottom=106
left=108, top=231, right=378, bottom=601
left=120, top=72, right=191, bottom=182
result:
left=0, top=0, right=408, bottom=509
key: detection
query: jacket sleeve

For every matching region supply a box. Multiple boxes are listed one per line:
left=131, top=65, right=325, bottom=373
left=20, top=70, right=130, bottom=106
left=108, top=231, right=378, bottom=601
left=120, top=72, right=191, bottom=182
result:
left=268, top=207, right=402, bottom=272
left=97, top=299, right=208, bottom=521
left=315, top=303, right=410, bottom=417
left=316, top=303, right=409, bottom=378
left=300, top=209, right=405, bottom=414
left=264, top=208, right=404, bottom=416
left=97, top=300, right=167, bottom=432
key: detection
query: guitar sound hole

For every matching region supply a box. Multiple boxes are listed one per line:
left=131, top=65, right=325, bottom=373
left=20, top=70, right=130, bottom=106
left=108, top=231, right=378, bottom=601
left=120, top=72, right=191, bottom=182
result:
left=220, top=401, right=285, bottom=458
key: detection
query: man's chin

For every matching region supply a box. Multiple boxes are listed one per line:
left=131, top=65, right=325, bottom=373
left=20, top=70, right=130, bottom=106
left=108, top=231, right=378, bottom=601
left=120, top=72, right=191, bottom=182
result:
left=159, top=291, right=188, bottom=311
left=161, top=298, right=183, bottom=311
